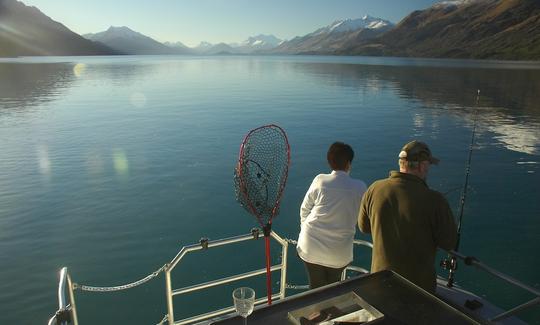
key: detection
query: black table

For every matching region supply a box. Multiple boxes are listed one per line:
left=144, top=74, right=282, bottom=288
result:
left=211, top=270, right=481, bottom=325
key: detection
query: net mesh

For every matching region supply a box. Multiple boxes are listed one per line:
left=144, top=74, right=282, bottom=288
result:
left=234, top=125, right=290, bottom=226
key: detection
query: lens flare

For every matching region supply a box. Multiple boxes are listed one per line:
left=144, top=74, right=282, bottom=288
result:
left=113, top=149, right=129, bottom=176
left=73, top=63, right=86, bottom=77
left=130, top=92, right=147, bottom=108
left=37, top=145, right=51, bottom=175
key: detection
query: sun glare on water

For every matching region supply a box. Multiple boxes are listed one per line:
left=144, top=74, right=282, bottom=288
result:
left=130, top=92, right=147, bottom=108
left=73, top=63, right=86, bottom=77
left=113, top=148, right=129, bottom=177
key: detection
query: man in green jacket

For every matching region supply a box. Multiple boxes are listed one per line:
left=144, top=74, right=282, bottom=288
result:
left=358, top=140, right=457, bottom=293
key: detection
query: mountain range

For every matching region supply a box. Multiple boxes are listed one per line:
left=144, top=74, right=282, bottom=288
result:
left=269, top=16, right=394, bottom=54
left=82, top=27, right=284, bottom=55
left=1, top=0, right=539, bottom=60
left=339, top=0, right=540, bottom=60
left=84, top=26, right=191, bottom=55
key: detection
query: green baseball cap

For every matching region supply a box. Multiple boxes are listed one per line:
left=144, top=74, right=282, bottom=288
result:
left=398, top=140, right=440, bottom=165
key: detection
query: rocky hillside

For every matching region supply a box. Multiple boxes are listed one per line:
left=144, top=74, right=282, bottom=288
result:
left=0, top=0, right=117, bottom=57
left=341, top=0, right=540, bottom=60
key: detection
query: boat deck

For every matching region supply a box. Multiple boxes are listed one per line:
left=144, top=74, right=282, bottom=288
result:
left=210, top=270, right=481, bottom=325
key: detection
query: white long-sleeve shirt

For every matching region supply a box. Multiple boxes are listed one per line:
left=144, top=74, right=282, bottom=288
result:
left=297, top=170, right=367, bottom=268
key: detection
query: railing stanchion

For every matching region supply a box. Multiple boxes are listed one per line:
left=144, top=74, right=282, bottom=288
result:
left=272, top=231, right=289, bottom=299
left=67, top=272, right=79, bottom=325
left=165, top=268, right=175, bottom=325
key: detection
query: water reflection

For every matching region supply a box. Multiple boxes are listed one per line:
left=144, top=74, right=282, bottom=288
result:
left=483, top=112, right=540, bottom=155
left=80, top=62, right=162, bottom=86
left=0, top=60, right=164, bottom=113
left=1, top=57, right=539, bottom=156
left=289, top=61, right=540, bottom=155
left=0, top=63, right=75, bottom=110
left=288, top=62, right=540, bottom=114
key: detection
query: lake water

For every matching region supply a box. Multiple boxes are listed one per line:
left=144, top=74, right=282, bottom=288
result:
left=0, top=55, right=539, bottom=324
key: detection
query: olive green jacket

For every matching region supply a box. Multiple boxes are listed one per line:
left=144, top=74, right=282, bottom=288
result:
left=359, top=171, right=457, bottom=293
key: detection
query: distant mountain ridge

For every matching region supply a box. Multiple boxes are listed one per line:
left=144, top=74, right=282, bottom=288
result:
left=243, top=34, right=282, bottom=47
left=163, top=41, right=190, bottom=49
left=0, top=0, right=116, bottom=57
left=84, top=26, right=191, bottom=55
left=339, top=0, right=540, bottom=60
left=1, top=0, right=538, bottom=60
left=269, top=16, right=394, bottom=54
left=82, top=28, right=283, bottom=55
left=192, top=34, right=283, bottom=54
left=237, top=34, right=283, bottom=53
left=311, top=16, right=392, bottom=35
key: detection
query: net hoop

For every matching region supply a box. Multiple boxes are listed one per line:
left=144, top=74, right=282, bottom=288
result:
left=236, top=124, right=290, bottom=227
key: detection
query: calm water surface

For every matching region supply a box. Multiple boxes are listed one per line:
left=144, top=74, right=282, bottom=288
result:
left=0, top=55, right=539, bottom=324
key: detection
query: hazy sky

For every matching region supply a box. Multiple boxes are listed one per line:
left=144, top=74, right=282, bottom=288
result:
left=22, top=0, right=441, bottom=47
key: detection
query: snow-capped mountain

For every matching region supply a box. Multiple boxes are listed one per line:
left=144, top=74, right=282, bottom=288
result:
left=340, top=0, right=539, bottom=60
left=193, top=35, right=283, bottom=54
left=235, top=34, right=283, bottom=53
left=269, top=16, right=394, bottom=54
left=433, top=0, right=485, bottom=9
left=311, top=16, right=393, bottom=36
left=242, top=34, right=282, bottom=48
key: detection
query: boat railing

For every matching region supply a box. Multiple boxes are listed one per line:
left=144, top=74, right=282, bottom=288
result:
left=48, top=231, right=538, bottom=325
left=344, top=239, right=373, bottom=277
left=48, top=230, right=293, bottom=325
left=164, top=230, right=290, bottom=325
left=446, top=250, right=540, bottom=322
left=48, top=267, right=79, bottom=325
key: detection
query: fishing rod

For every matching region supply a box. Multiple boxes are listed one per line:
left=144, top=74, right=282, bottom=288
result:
left=443, top=89, right=480, bottom=288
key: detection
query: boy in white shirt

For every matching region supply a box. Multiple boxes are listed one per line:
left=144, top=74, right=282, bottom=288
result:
left=297, top=142, right=367, bottom=288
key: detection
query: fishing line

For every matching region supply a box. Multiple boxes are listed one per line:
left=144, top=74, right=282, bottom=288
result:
left=444, top=89, right=480, bottom=288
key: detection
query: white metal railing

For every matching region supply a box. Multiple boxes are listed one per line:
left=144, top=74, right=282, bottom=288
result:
left=446, top=250, right=540, bottom=322
left=164, top=230, right=289, bottom=325
left=342, top=239, right=373, bottom=278
left=48, top=267, right=79, bottom=325
left=48, top=231, right=539, bottom=325
left=47, top=233, right=373, bottom=325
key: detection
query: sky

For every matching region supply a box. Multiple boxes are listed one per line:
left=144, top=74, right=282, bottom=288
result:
left=22, top=0, right=441, bottom=47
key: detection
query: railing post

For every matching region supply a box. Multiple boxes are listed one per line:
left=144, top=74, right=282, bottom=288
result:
left=165, top=268, right=175, bottom=325
left=280, top=236, right=288, bottom=299
left=269, top=231, right=289, bottom=300
left=66, top=272, right=79, bottom=325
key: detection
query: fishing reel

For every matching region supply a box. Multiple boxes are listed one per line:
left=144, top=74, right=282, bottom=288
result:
left=440, top=256, right=458, bottom=287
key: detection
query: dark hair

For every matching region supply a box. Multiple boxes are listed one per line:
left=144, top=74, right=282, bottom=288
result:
left=327, top=142, right=354, bottom=171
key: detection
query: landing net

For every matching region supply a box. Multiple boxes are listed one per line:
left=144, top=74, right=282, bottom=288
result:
left=234, top=124, right=290, bottom=305
left=234, top=124, right=290, bottom=227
